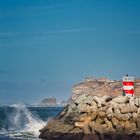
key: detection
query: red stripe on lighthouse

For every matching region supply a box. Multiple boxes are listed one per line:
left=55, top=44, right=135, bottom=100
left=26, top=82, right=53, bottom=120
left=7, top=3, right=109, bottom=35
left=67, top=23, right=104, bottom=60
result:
left=123, top=82, right=134, bottom=86
left=124, top=89, right=134, bottom=94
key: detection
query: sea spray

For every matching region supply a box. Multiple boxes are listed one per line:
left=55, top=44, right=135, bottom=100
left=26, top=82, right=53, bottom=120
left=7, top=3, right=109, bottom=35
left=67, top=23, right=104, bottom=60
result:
left=0, top=105, right=63, bottom=139
left=7, top=104, right=46, bottom=137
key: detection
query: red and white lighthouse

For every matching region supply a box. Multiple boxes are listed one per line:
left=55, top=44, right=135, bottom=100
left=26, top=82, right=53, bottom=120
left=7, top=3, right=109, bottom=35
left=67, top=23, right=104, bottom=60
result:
left=123, top=75, right=134, bottom=97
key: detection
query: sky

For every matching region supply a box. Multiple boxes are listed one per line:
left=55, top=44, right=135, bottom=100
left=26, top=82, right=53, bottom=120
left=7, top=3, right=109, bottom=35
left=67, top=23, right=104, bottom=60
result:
left=0, top=0, right=140, bottom=104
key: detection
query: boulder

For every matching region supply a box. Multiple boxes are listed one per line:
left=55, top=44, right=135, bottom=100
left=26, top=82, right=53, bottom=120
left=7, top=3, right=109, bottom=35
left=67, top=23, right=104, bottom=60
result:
left=39, top=96, right=140, bottom=140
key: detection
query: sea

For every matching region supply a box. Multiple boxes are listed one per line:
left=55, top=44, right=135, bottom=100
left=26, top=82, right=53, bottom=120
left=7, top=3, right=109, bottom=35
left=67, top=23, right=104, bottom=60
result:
left=0, top=104, right=63, bottom=140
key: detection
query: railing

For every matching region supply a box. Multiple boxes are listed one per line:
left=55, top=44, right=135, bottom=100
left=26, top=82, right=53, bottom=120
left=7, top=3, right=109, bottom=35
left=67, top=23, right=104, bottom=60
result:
left=123, top=76, right=134, bottom=81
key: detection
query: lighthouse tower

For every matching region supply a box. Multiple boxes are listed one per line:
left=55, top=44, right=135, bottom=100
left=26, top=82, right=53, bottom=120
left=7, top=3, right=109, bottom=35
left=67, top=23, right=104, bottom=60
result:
left=122, top=75, right=134, bottom=97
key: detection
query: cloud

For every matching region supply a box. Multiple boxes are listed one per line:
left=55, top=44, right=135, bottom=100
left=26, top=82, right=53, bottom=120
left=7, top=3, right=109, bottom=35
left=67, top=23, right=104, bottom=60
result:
left=0, top=32, right=17, bottom=36
left=50, top=28, right=91, bottom=33
left=0, top=28, right=92, bottom=37
left=0, top=28, right=94, bottom=44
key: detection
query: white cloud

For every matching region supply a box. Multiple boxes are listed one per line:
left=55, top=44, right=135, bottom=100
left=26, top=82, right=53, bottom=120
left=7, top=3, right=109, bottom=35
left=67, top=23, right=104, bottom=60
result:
left=0, top=32, right=17, bottom=36
left=0, top=28, right=92, bottom=37
left=51, top=28, right=91, bottom=33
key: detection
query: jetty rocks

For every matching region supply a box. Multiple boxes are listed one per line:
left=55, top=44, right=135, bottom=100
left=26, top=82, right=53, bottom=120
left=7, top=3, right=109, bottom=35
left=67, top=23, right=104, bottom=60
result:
left=39, top=95, right=140, bottom=140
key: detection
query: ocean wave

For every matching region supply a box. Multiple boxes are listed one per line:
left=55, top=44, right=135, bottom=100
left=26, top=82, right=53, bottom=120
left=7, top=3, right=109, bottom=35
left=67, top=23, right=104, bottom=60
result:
left=0, top=104, right=46, bottom=139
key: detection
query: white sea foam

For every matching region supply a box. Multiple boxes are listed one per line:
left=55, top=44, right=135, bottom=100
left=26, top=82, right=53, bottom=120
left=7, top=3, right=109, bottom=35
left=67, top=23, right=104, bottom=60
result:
left=5, top=104, right=46, bottom=138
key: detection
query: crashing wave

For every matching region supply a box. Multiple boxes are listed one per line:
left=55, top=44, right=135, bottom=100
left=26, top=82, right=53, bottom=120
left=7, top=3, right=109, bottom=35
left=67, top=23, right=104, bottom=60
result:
left=1, top=103, right=46, bottom=139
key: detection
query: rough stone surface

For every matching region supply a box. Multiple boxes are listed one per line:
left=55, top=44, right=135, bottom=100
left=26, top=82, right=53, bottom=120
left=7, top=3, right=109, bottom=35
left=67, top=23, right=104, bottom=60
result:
left=39, top=96, right=140, bottom=140
left=72, top=78, right=140, bottom=101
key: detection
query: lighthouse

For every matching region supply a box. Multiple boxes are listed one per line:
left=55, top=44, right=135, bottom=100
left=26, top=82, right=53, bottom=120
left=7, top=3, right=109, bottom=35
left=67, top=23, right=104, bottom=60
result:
left=122, top=75, right=134, bottom=97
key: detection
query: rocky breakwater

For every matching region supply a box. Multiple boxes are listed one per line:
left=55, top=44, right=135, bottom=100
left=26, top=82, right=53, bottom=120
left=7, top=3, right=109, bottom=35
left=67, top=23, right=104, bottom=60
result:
left=39, top=95, right=140, bottom=140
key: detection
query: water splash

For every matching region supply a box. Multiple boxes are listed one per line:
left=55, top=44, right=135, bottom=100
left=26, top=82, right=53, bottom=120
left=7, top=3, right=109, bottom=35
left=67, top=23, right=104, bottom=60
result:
left=5, top=104, right=46, bottom=138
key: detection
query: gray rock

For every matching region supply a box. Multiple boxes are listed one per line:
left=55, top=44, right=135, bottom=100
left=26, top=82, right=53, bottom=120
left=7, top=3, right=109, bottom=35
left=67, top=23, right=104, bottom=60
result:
left=83, top=95, right=93, bottom=104
left=75, top=94, right=87, bottom=104
left=39, top=96, right=140, bottom=139
left=112, top=96, right=128, bottom=104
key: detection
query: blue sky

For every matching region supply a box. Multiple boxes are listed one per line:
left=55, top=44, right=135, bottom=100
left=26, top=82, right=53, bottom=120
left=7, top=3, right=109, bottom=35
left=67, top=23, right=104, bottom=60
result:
left=0, top=0, right=140, bottom=104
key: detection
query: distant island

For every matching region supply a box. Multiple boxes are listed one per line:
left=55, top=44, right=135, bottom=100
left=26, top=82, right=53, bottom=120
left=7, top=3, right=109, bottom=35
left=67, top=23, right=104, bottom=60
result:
left=39, top=97, right=70, bottom=107
left=40, top=97, right=57, bottom=106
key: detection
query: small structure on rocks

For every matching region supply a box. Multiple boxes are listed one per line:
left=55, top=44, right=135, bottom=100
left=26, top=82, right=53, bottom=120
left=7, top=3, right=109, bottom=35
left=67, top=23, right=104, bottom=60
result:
left=72, top=76, right=140, bottom=100
left=123, top=75, right=134, bottom=97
